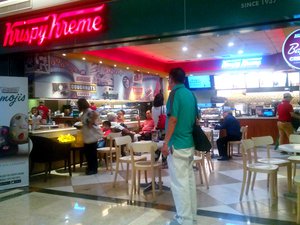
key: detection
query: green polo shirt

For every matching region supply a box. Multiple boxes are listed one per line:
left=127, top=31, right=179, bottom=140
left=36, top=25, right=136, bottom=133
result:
left=166, top=84, right=196, bottom=149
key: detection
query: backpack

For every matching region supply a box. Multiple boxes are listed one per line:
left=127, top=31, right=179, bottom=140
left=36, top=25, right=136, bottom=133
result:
left=156, top=106, right=166, bottom=130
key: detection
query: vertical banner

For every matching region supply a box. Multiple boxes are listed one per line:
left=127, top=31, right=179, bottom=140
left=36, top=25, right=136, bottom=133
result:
left=0, top=77, right=29, bottom=190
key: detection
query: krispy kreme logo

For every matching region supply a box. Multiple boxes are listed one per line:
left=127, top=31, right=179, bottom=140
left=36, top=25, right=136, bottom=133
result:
left=3, top=4, right=105, bottom=47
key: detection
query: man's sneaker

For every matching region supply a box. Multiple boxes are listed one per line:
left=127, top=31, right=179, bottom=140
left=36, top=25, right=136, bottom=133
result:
left=165, top=218, right=182, bottom=225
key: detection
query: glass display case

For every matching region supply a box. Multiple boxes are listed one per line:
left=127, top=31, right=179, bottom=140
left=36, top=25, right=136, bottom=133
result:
left=97, top=102, right=152, bottom=121
left=199, top=107, right=222, bottom=123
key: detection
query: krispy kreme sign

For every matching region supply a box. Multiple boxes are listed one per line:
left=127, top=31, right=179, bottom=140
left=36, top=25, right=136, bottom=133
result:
left=3, top=4, right=105, bottom=47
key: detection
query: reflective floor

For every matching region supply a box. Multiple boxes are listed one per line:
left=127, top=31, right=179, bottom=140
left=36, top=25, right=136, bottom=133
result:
left=0, top=147, right=299, bottom=225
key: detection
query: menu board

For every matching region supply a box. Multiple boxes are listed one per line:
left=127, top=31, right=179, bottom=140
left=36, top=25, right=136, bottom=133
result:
left=245, top=71, right=260, bottom=88
left=288, top=72, right=300, bottom=86
left=216, top=70, right=287, bottom=89
left=272, top=71, right=287, bottom=87
left=214, top=73, right=245, bottom=89
left=259, top=72, right=274, bottom=87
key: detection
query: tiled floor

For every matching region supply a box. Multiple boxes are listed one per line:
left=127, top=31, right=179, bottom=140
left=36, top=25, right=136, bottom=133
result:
left=0, top=147, right=299, bottom=225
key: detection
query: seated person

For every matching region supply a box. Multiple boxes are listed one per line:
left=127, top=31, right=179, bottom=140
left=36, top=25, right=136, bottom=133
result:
left=97, top=121, right=112, bottom=148
left=214, top=110, right=242, bottom=161
left=136, top=110, right=155, bottom=140
left=117, top=109, right=128, bottom=128
left=107, top=112, right=134, bottom=155
left=117, top=110, right=125, bottom=123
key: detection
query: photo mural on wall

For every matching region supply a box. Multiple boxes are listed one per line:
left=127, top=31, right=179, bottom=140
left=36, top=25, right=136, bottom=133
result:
left=25, top=54, right=162, bottom=101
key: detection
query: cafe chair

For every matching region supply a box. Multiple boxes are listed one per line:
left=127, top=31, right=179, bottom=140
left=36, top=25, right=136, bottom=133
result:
left=193, top=151, right=209, bottom=189
left=30, top=136, right=72, bottom=181
left=203, top=129, right=214, bottom=172
left=240, top=139, right=278, bottom=205
left=294, top=175, right=300, bottom=224
left=288, top=134, right=300, bottom=181
left=113, top=136, right=147, bottom=188
left=97, top=132, right=122, bottom=174
left=129, top=141, right=162, bottom=201
left=252, top=136, right=292, bottom=193
left=227, top=125, right=248, bottom=158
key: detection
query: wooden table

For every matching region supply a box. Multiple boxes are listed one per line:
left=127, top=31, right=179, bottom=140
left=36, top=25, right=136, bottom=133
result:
left=278, top=144, right=300, bottom=197
left=278, top=144, right=300, bottom=155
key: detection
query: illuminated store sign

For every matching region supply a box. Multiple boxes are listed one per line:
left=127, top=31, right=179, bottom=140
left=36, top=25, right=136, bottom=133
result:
left=221, top=57, right=262, bottom=69
left=3, top=4, right=105, bottom=47
left=282, top=29, right=300, bottom=70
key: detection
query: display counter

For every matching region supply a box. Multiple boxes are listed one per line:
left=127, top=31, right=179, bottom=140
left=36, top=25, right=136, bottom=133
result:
left=52, top=117, right=80, bottom=127
left=237, top=117, right=278, bottom=141
left=29, top=127, right=77, bottom=138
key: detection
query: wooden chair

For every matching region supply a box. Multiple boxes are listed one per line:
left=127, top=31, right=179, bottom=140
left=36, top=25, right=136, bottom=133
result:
left=113, top=136, right=147, bottom=187
left=240, top=139, right=278, bottom=205
left=252, top=135, right=292, bottom=193
left=97, top=132, right=122, bottom=174
left=129, top=141, right=162, bottom=201
left=30, top=136, right=72, bottom=181
left=202, top=129, right=214, bottom=172
left=194, top=151, right=209, bottom=189
left=288, top=134, right=300, bottom=181
left=227, top=125, right=248, bottom=158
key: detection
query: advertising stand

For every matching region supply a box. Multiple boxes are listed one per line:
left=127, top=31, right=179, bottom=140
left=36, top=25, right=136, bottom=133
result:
left=0, top=77, right=29, bottom=190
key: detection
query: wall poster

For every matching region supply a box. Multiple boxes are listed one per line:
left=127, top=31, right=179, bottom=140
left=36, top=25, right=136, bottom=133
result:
left=0, top=76, right=29, bottom=190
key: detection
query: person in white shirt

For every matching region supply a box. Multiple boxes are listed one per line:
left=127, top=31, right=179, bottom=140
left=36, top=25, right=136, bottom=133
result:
left=152, top=92, right=166, bottom=127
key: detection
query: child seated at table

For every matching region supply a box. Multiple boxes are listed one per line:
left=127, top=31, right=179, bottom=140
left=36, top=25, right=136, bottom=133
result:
left=97, top=121, right=112, bottom=148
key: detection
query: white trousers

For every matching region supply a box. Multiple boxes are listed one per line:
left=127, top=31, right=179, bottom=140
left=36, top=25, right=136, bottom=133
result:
left=167, top=146, right=197, bottom=225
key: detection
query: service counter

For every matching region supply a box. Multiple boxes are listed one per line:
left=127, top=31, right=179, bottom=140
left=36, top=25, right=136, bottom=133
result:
left=29, top=127, right=77, bottom=138
left=52, top=117, right=80, bottom=127
left=237, top=117, right=278, bottom=141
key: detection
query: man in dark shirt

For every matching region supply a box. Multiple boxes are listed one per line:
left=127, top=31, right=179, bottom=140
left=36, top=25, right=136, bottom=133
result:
left=214, top=110, right=242, bottom=161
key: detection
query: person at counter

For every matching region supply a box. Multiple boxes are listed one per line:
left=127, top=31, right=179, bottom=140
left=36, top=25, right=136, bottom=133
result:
left=214, top=110, right=241, bottom=161
left=277, top=92, right=300, bottom=145
left=37, top=100, right=49, bottom=124
left=77, top=98, right=102, bottom=175
left=29, top=107, right=42, bottom=130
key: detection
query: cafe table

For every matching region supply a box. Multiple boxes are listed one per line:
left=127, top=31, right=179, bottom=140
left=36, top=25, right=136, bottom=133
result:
left=278, top=144, right=300, bottom=197
left=138, top=140, right=170, bottom=193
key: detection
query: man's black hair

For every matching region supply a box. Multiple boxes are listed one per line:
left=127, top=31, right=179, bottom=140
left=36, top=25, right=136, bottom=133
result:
left=169, top=67, right=186, bottom=84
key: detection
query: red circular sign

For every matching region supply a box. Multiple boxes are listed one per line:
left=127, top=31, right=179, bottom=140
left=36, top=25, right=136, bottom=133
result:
left=282, top=29, right=300, bottom=70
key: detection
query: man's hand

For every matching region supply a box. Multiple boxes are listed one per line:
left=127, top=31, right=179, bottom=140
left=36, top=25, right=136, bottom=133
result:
left=161, top=143, right=169, bottom=157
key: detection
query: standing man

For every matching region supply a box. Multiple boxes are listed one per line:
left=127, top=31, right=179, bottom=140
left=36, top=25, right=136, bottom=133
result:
left=37, top=100, right=49, bottom=124
left=214, top=110, right=241, bottom=161
left=277, top=92, right=300, bottom=144
left=161, top=68, right=197, bottom=225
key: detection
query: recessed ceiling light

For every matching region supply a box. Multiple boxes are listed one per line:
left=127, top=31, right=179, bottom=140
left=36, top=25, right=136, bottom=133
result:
left=197, top=54, right=202, bottom=58
left=99, top=61, right=103, bottom=64
left=62, top=53, right=66, bottom=56
left=182, top=46, right=188, bottom=52
left=126, top=67, right=130, bottom=70
left=114, top=64, right=117, bottom=67
left=137, top=70, right=140, bottom=72
left=238, top=50, right=244, bottom=54
left=228, top=42, right=234, bottom=47
left=82, top=57, right=86, bottom=60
